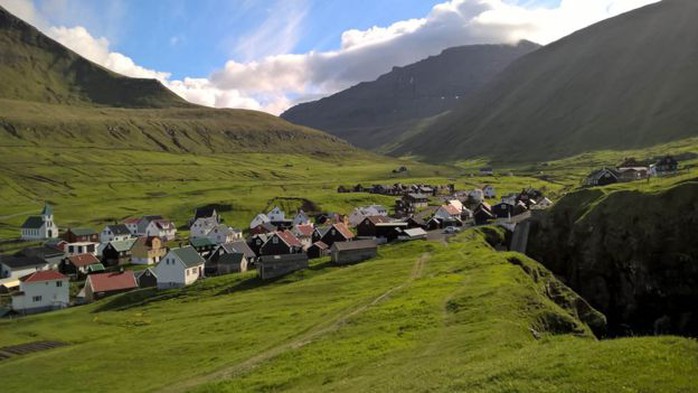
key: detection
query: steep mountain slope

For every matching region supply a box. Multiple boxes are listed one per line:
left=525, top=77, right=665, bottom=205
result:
left=281, top=42, right=539, bottom=150
left=392, top=0, right=698, bottom=163
left=0, top=6, right=350, bottom=155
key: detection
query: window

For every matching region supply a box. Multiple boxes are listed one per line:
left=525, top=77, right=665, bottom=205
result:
left=32, top=296, right=42, bottom=302
left=272, top=237, right=278, bottom=244
left=56, top=281, right=63, bottom=287
left=186, top=269, right=190, bottom=276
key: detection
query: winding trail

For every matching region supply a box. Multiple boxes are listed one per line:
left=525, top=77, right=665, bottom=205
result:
left=159, top=253, right=430, bottom=393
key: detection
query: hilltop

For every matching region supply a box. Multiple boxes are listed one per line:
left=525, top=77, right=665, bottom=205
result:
left=281, top=41, right=539, bottom=150
left=390, top=0, right=698, bottom=163
left=0, top=6, right=350, bottom=155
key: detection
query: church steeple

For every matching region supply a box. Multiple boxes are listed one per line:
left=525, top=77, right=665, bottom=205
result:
left=41, top=203, right=53, bottom=220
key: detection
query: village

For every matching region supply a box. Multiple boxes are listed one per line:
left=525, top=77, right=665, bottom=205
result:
left=0, top=154, right=682, bottom=317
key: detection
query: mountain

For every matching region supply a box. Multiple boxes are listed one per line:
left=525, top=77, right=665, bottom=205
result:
left=390, top=0, right=698, bottom=163
left=281, top=41, right=540, bottom=150
left=0, top=6, right=351, bottom=155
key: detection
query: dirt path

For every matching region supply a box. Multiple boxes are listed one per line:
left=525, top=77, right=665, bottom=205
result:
left=159, top=253, right=430, bottom=393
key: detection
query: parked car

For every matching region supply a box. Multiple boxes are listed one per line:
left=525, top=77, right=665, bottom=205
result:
left=443, top=226, right=461, bottom=234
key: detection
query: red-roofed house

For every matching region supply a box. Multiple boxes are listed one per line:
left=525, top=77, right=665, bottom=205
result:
left=84, top=271, right=138, bottom=302
left=122, top=217, right=141, bottom=235
left=259, top=231, right=303, bottom=256
left=434, top=204, right=461, bottom=220
left=61, top=253, right=102, bottom=277
left=317, top=223, right=355, bottom=247
left=12, top=270, right=69, bottom=314
left=292, top=224, right=315, bottom=248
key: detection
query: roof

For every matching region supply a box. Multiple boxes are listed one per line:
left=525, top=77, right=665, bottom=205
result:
left=134, top=236, right=162, bottom=249
left=170, top=247, right=205, bottom=268
left=68, top=254, right=100, bottom=267
left=363, top=215, right=392, bottom=225
left=190, top=237, right=217, bottom=248
left=331, top=240, right=378, bottom=252
left=107, top=239, right=137, bottom=253
left=21, top=216, right=45, bottom=229
left=403, top=228, right=428, bottom=238
left=105, top=224, right=132, bottom=236
left=153, top=219, right=175, bottom=230
left=330, top=223, right=354, bottom=240
left=276, top=231, right=303, bottom=248
left=122, top=217, right=141, bottom=225
left=407, top=193, right=429, bottom=200
left=69, top=228, right=97, bottom=237
left=194, top=207, right=217, bottom=219
left=0, top=278, right=20, bottom=288
left=588, top=167, right=621, bottom=180
left=220, top=241, right=256, bottom=259
left=20, top=270, right=67, bottom=283
left=310, top=241, right=328, bottom=250
left=218, top=253, right=245, bottom=266
left=41, top=203, right=53, bottom=216
left=87, top=264, right=105, bottom=273
left=439, top=204, right=461, bottom=216
left=134, top=268, right=157, bottom=280
left=87, top=271, right=138, bottom=293
left=21, top=246, right=64, bottom=259
left=0, top=256, right=48, bottom=269
left=294, top=224, right=315, bottom=238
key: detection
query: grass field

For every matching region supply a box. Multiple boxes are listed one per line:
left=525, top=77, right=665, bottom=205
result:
left=0, top=229, right=695, bottom=392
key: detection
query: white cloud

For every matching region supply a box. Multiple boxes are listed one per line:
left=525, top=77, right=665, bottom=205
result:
left=0, top=0, right=660, bottom=114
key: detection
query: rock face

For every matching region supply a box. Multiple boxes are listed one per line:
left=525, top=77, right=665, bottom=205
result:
left=527, top=182, right=698, bottom=337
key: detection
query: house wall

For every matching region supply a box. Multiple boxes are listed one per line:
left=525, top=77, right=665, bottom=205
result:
left=155, top=256, right=186, bottom=289
left=1, top=264, right=42, bottom=280
left=12, top=279, right=69, bottom=312
left=260, top=235, right=293, bottom=256
left=257, top=257, right=308, bottom=280
left=331, top=248, right=377, bottom=265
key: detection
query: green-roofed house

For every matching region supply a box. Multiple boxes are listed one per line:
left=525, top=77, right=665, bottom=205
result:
left=189, top=237, right=217, bottom=259
left=20, top=203, right=59, bottom=241
left=154, top=246, right=206, bottom=289
left=102, top=239, right=138, bottom=267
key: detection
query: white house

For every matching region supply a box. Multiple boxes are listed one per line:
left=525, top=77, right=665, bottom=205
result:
left=155, top=246, right=206, bottom=289
left=434, top=205, right=461, bottom=220
left=292, top=210, right=311, bottom=226
left=20, top=203, right=59, bottom=241
left=11, top=270, right=69, bottom=314
left=122, top=218, right=140, bottom=235
left=0, top=256, right=49, bottom=280
left=100, top=224, right=134, bottom=243
left=268, top=207, right=285, bottom=222
left=483, top=185, right=496, bottom=199
left=190, top=217, right=218, bottom=239
left=65, top=242, right=99, bottom=257
left=250, top=213, right=271, bottom=229
left=144, top=219, right=177, bottom=241
left=205, top=224, right=242, bottom=245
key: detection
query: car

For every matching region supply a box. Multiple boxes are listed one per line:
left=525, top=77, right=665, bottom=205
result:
left=443, top=226, right=461, bottom=234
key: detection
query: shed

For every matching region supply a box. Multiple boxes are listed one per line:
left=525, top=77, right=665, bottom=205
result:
left=330, top=240, right=378, bottom=265
left=257, top=254, right=308, bottom=280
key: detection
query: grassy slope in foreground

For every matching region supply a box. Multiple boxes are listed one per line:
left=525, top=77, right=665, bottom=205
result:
left=0, top=230, right=695, bottom=392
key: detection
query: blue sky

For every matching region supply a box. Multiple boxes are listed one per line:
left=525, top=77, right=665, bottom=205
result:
left=1, top=0, right=656, bottom=113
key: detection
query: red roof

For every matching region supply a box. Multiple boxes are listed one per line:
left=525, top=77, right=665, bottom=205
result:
left=20, top=270, right=68, bottom=282
left=87, top=271, right=138, bottom=293
left=364, top=216, right=391, bottom=225
left=122, top=218, right=140, bottom=224
left=311, top=241, right=328, bottom=250
left=277, top=231, right=303, bottom=248
left=68, top=254, right=100, bottom=267
left=294, top=224, right=314, bottom=238
left=333, top=223, right=355, bottom=240
left=440, top=204, right=461, bottom=216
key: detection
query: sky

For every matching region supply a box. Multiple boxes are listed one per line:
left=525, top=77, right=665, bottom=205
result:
left=0, top=0, right=660, bottom=114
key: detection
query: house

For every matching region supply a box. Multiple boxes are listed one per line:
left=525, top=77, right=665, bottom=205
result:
left=307, top=241, right=329, bottom=259
left=314, top=212, right=349, bottom=226
left=483, top=185, right=496, bottom=199
left=0, top=277, right=20, bottom=294
left=63, top=228, right=99, bottom=243
left=20, top=203, right=58, bottom=241
left=447, top=199, right=464, bottom=213
left=398, top=228, right=428, bottom=241
left=259, top=231, right=303, bottom=256
left=473, top=203, right=495, bottom=225
left=207, top=253, right=248, bottom=276
left=292, top=224, right=315, bottom=248
left=205, top=224, right=242, bottom=245
left=189, top=237, right=217, bottom=258
left=189, top=207, right=220, bottom=238
left=618, top=167, right=650, bottom=182
left=136, top=215, right=163, bottom=235
left=11, top=271, right=69, bottom=314
left=651, top=156, right=679, bottom=176
left=134, top=268, right=158, bottom=288
left=330, top=240, right=378, bottom=265
left=315, top=223, right=355, bottom=247
left=155, top=247, right=206, bottom=289
left=248, top=233, right=271, bottom=256
left=21, top=246, right=65, bottom=270
left=102, top=239, right=137, bottom=267
left=584, top=168, right=620, bottom=186
left=100, top=224, right=133, bottom=243
left=267, top=206, right=285, bottom=222
left=60, top=253, right=101, bottom=277
left=468, top=189, right=485, bottom=204
left=144, top=219, right=177, bottom=241
left=479, top=167, right=494, bottom=176
left=249, top=213, right=271, bottom=229
left=122, top=218, right=141, bottom=235
left=210, top=241, right=257, bottom=264
left=64, top=242, right=98, bottom=257
left=404, top=193, right=429, bottom=209
left=348, top=205, right=389, bottom=227
left=434, top=204, right=461, bottom=220
left=292, top=210, right=311, bottom=226
left=356, top=216, right=392, bottom=237
left=131, top=236, right=167, bottom=265
left=256, top=254, right=308, bottom=280
left=250, top=222, right=277, bottom=235
left=0, top=256, right=49, bottom=279
left=461, top=207, right=474, bottom=222
left=84, top=271, right=138, bottom=302
left=492, top=203, right=515, bottom=219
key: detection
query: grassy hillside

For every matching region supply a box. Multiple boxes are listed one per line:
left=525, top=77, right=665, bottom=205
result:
left=281, top=42, right=539, bottom=150
left=0, top=230, right=695, bottom=392
left=391, top=0, right=698, bottom=163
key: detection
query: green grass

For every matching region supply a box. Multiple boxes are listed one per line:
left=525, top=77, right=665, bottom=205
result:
left=0, top=230, right=695, bottom=392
